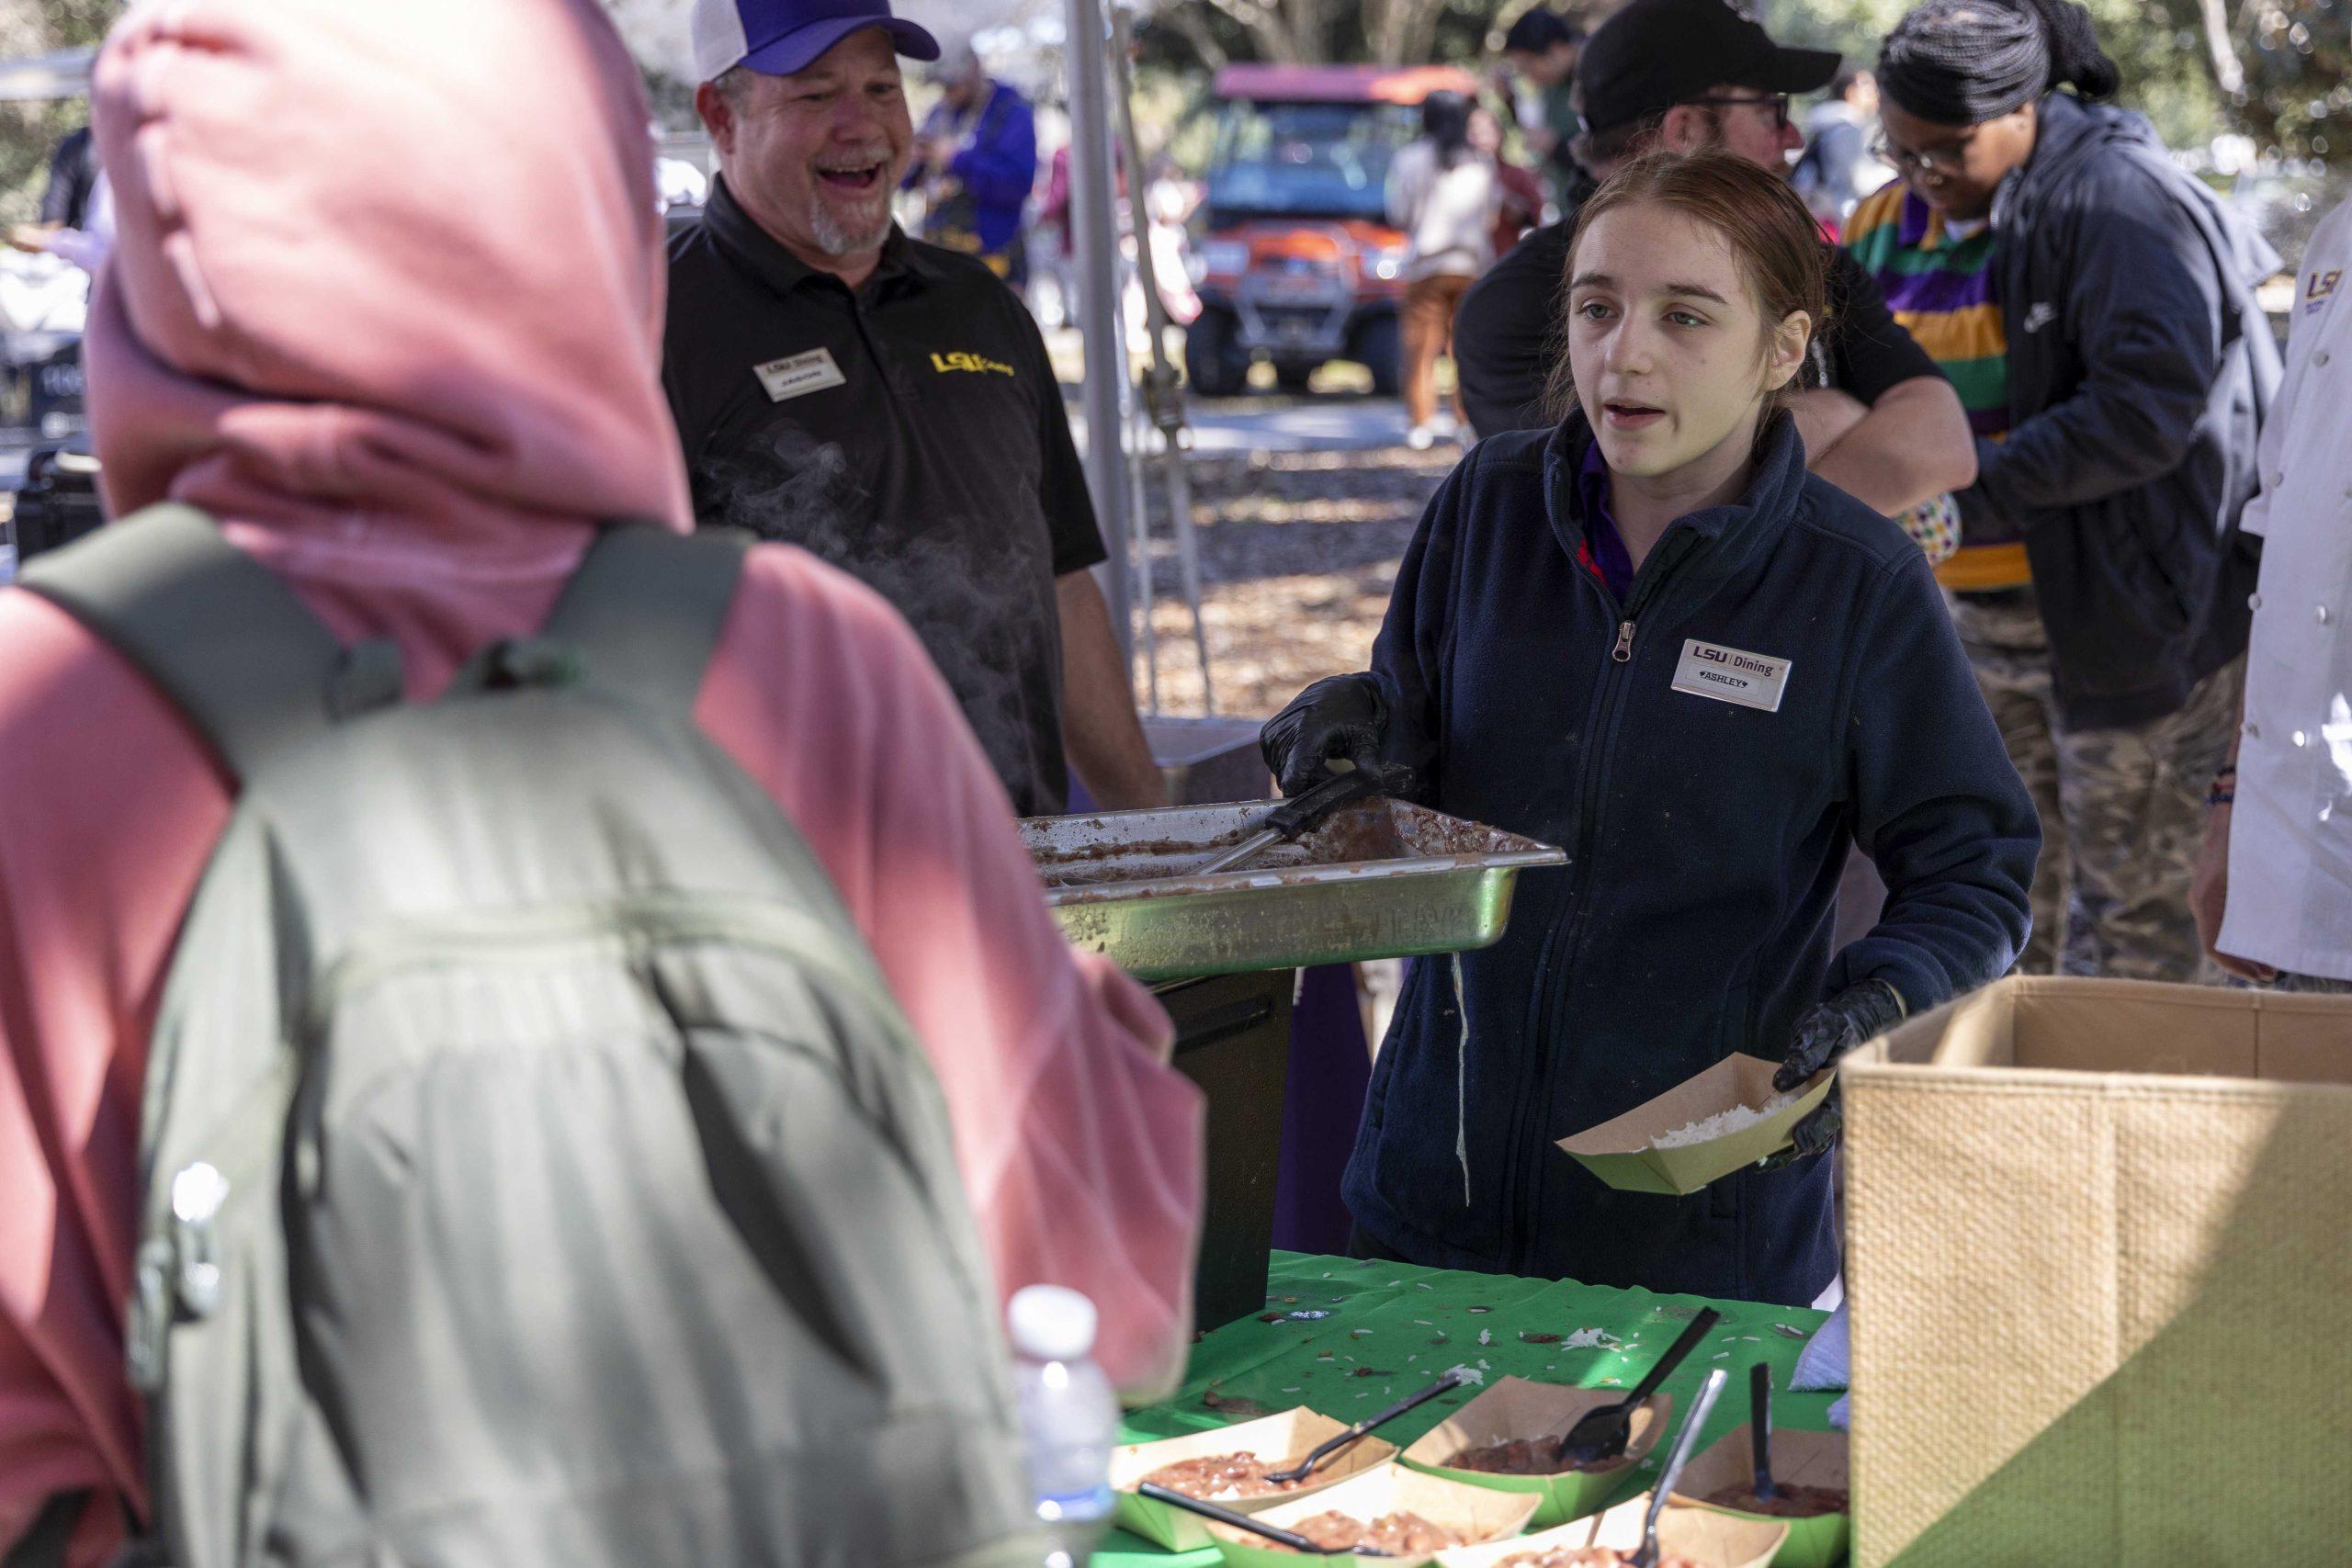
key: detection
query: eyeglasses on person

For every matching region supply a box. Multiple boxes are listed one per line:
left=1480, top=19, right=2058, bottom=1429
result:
left=1868, top=130, right=1972, bottom=182
left=1684, top=92, right=1793, bottom=130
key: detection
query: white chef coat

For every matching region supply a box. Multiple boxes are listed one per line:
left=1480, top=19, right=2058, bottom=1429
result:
left=2219, top=197, right=2352, bottom=980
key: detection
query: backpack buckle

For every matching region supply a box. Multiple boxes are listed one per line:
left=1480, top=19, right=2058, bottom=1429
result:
left=127, top=1237, right=172, bottom=1393
left=167, top=1161, right=229, bottom=1319
left=126, top=1164, right=230, bottom=1394
left=472, top=637, right=583, bottom=692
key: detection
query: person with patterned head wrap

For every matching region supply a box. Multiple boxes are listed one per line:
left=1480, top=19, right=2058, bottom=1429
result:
left=1861, top=0, right=2282, bottom=981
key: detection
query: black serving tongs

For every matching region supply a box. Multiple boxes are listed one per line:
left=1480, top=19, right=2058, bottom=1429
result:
left=1136, top=1482, right=1394, bottom=1557
left=1260, top=1369, right=1468, bottom=1484
left=1634, top=1366, right=1729, bottom=1568
left=1189, top=762, right=1387, bottom=876
left=1553, top=1307, right=1723, bottom=1467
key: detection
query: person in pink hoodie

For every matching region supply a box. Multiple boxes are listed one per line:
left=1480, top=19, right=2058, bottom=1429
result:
left=0, top=0, right=1204, bottom=1559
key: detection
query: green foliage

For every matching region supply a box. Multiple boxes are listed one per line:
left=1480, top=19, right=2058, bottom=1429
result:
left=2230, top=0, right=2349, bottom=159
left=1145, top=0, right=2341, bottom=164
left=0, top=0, right=119, bottom=227
left=1766, top=0, right=2346, bottom=159
left=1766, top=0, right=2219, bottom=147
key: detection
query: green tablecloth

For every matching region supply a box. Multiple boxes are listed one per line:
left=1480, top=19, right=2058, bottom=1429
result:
left=1093, top=1251, right=1839, bottom=1565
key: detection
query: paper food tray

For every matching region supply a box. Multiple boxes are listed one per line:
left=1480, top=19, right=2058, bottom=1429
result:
left=1434, top=1491, right=1788, bottom=1568
left=1668, top=1426, right=1848, bottom=1568
left=1557, top=1055, right=1832, bottom=1196
left=1204, top=1461, right=1542, bottom=1568
left=1109, top=1406, right=1400, bottom=1551
left=1399, top=1375, right=1668, bottom=1529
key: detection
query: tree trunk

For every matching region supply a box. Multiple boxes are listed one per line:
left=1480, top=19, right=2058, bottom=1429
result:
left=1192, top=0, right=1301, bottom=62
left=2199, top=0, right=2245, bottom=96
left=1160, top=3, right=1231, bottom=70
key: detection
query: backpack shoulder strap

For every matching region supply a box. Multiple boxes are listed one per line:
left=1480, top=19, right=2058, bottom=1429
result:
left=17, top=503, right=347, bottom=785
left=538, top=524, right=752, bottom=713
left=2, top=1489, right=87, bottom=1568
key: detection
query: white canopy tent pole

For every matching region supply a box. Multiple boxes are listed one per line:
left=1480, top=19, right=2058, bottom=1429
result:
left=1060, top=0, right=1136, bottom=660
left=1108, top=1, right=1213, bottom=714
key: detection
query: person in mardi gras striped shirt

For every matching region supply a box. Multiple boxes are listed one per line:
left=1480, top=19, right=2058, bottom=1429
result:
left=1844, top=183, right=2012, bottom=589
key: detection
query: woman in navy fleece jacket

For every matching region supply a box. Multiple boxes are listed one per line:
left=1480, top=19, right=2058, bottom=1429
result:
left=1262, top=152, right=2037, bottom=1305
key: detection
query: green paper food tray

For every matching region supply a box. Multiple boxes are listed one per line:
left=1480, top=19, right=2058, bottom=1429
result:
left=1670, top=1425, right=1849, bottom=1568
left=1108, top=1406, right=1401, bottom=1551
left=1397, top=1375, right=1668, bottom=1529
left=1435, top=1492, right=1788, bottom=1568
left=1557, top=1054, right=1833, bottom=1196
left=1204, top=1463, right=1541, bottom=1567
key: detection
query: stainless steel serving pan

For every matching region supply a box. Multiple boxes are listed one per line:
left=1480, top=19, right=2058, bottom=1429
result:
left=1022, top=798, right=1566, bottom=982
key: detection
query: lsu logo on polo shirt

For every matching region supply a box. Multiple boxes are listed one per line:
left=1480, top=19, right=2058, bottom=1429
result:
left=931, top=350, right=1014, bottom=378
left=2307, top=267, right=2342, bottom=316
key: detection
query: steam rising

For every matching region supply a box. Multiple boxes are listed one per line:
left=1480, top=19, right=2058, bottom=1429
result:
left=694, top=424, right=1065, bottom=812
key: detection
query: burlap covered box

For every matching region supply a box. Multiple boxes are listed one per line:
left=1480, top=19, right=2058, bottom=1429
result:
left=1840, top=976, right=2352, bottom=1564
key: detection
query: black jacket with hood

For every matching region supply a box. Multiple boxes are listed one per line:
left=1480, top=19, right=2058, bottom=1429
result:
left=1964, top=92, right=2281, bottom=728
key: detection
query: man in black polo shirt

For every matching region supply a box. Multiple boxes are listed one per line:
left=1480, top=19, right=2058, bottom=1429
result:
left=666, top=0, right=1162, bottom=818
left=1453, top=0, right=1976, bottom=522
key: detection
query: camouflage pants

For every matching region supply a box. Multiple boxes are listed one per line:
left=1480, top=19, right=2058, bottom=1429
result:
left=2252, top=970, right=2352, bottom=995
left=1947, top=590, right=2243, bottom=983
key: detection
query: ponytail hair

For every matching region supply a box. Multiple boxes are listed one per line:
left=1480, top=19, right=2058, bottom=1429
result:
left=1878, top=0, right=2117, bottom=127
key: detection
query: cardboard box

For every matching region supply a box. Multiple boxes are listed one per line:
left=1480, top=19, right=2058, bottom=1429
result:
left=1399, top=1376, right=1669, bottom=1528
left=1667, top=1427, right=1848, bottom=1568
left=1204, top=1463, right=1543, bottom=1567
left=1434, top=1493, right=1789, bottom=1568
left=1110, top=1406, right=1400, bottom=1551
left=1558, top=1055, right=1833, bottom=1195
left=1840, top=976, right=2352, bottom=1565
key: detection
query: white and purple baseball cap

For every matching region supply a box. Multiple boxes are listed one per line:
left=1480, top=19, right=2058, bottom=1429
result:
left=692, top=0, right=941, bottom=83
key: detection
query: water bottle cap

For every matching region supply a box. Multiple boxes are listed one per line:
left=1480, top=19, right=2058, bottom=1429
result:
left=1008, top=1284, right=1098, bottom=1362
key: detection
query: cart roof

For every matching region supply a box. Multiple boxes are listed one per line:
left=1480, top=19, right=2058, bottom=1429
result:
left=1211, top=63, right=1480, bottom=107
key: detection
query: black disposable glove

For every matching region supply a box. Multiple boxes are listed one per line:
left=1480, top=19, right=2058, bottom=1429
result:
left=1756, top=978, right=1907, bottom=1172
left=1772, top=977, right=1907, bottom=1092
left=1757, top=1088, right=1844, bottom=1173
left=1260, top=674, right=1388, bottom=797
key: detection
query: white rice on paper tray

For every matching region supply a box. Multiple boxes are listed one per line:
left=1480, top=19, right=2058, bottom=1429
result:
left=1648, top=1089, right=1803, bottom=1149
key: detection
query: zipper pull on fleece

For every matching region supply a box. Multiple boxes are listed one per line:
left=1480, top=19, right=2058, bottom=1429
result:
left=1611, top=620, right=1635, bottom=664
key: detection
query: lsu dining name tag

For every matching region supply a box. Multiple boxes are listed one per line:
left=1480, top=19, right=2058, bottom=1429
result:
left=1670, top=637, right=1792, bottom=713
left=753, top=347, right=846, bottom=402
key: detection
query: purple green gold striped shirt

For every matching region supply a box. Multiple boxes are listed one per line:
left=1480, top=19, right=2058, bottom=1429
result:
left=1845, top=183, right=2025, bottom=591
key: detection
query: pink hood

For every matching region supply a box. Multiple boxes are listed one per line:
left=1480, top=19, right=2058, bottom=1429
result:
left=87, top=0, right=689, bottom=553
left=0, top=1, right=1201, bottom=1558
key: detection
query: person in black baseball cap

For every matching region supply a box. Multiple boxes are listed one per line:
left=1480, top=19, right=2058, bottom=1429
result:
left=1573, top=0, right=1838, bottom=158
left=1453, top=0, right=1976, bottom=528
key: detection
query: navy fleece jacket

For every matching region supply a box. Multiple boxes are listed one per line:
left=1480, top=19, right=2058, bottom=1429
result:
left=1344, top=411, right=2038, bottom=1303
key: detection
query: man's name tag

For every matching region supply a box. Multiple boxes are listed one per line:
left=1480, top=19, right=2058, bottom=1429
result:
left=753, top=347, right=845, bottom=402
left=1670, top=638, right=1792, bottom=713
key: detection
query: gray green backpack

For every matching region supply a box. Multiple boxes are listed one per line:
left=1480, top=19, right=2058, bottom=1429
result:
left=20, top=506, right=1042, bottom=1568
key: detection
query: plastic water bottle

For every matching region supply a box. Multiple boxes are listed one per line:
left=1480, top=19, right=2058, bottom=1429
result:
left=1008, top=1284, right=1119, bottom=1566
